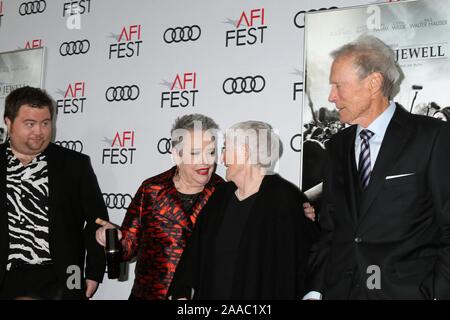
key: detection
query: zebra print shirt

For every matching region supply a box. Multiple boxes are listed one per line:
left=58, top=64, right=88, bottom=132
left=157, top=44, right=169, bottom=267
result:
left=6, top=146, right=52, bottom=271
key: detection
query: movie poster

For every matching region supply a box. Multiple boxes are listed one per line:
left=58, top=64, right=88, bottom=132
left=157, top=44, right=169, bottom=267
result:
left=0, top=47, right=45, bottom=142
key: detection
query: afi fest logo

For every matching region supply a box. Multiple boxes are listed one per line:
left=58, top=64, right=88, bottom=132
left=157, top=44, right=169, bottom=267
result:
left=56, top=82, right=87, bottom=114
left=63, top=0, right=91, bottom=17
left=225, top=8, right=267, bottom=47
left=102, top=131, right=136, bottom=165
left=291, top=69, right=303, bottom=101
left=160, top=72, right=198, bottom=108
left=63, top=0, right=92, bottom=30
left=24, top=39, right=42, bottom=49
left=109, top=24, right=143, bottom=59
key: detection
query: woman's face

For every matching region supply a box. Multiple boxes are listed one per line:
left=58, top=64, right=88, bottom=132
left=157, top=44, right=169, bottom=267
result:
left=174, top=129, right=217, bottom=188
left=222, top=136, right=247, bottom=182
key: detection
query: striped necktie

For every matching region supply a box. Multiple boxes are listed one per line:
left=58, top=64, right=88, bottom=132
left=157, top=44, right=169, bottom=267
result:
left=358, top=129, right=374, bottom=190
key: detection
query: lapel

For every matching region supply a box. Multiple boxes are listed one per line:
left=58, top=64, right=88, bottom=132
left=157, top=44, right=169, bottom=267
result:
left=357, top=105, right=411, bottom=226
left=156, top=183, right=193, bottom=232
left=45, top=143, right=63, bottom=245
left=342, top=126, right=361, bottom=222
left=189, top=183, right=214, bottom=227
left=0, top=144, right=8, bottom=259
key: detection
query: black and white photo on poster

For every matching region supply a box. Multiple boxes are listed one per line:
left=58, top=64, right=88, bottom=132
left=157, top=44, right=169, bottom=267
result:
left=0, top=48, right=45, bottom=143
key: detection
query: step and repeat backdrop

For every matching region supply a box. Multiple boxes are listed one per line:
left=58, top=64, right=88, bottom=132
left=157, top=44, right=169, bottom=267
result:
left=0, top=0, right=403, bottom=299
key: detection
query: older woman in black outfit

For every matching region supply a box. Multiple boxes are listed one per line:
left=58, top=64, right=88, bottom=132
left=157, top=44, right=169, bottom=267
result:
left=169, top=121, right=318, bottom=300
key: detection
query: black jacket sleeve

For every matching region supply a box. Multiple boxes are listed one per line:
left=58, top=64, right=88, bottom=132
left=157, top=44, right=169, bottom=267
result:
left=307, top=141, right=336, bottom=295
left=427, top=123, right=450, bottom=299
left=79, top=156, right=109, bottom=283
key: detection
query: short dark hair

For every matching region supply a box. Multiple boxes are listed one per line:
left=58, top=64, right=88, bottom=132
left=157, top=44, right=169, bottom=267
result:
left=4, top=86, right=54, bottom=122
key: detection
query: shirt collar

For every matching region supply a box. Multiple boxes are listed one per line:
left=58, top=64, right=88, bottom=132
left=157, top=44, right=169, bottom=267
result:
left=6, top=143, right=46, bottom=166
left=356, top=101, right=396, bottom=139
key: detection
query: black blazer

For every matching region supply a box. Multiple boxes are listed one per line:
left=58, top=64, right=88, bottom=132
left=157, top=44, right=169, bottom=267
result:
left=170, top=174, right=318, bottom=300
left=309, top=105, right=450, bottom=299
left=0, top=143, right=109, bottom=299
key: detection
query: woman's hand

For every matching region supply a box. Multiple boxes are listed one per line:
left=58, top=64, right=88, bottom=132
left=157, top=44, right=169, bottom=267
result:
left=95, top=218, right=123, bottom=247
left=303, top=202, right=316, bottom=222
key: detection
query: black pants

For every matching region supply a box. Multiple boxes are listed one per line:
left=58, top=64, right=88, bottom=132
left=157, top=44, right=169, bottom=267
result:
left=129, top=293, right=144, bottom=300
left=0, top=264, right=60, bottom=300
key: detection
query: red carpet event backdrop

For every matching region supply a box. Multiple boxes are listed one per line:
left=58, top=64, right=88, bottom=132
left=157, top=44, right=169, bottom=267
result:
left=0, top=0, right=429, bottom=299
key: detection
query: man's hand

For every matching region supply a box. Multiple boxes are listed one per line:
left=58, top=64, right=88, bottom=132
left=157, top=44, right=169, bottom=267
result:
left=303, top=202, right=316, bottom=222
left=95, top=218, right=122, bottom=247
left=85, top=279, right=99, bottom=299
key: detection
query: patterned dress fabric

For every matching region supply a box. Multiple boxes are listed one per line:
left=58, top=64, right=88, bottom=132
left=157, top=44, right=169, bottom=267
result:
left=6, top=147, right=52, bottom=271
left=121, top=166, right=223, bottom=299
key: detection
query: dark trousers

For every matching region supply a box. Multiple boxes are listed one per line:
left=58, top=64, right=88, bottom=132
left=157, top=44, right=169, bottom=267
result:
left=0, top=264, right=60, bottom=300
left=129, top=292, right=144, bottom=300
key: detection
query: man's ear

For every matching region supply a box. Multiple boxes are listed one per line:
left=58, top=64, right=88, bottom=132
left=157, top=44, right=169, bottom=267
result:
left=4, top=117, right=11, bottom=130
left=369, top=72, right=383, bottom=95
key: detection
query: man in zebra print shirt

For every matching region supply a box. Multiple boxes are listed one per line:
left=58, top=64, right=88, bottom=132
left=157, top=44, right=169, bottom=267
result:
left=0, top=86, right=109, bottom=299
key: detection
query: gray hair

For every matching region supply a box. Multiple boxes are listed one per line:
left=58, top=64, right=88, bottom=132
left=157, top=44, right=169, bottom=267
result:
left=227, top=120, right=283, bottom=173
left=331, top=35, right=402, bottom=99
left=171, top=113, right=219, bottom=149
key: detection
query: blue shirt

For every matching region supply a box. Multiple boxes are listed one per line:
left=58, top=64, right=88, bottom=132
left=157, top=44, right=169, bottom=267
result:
left=355, top=101, right=396, bottom=169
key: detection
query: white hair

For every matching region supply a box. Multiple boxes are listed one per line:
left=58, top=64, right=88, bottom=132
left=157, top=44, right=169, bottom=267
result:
left=331, top=34, right=402, bottom=99
left=227, top=120, right=282, bottom=173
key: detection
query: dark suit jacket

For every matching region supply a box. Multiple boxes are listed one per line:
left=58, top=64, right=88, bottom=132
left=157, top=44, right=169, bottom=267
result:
left=170, top=174, right=318, bottom=300
left=308, top=105, right=450, bottom=299
left=0, top=143, right=109, bottom=299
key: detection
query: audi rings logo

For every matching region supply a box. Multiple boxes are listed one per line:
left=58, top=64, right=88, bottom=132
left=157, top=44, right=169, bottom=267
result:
left=55, top=140, right=84, bottom=153
left=19, top=0, right=46, bottom=16
left=290, top=134, right=302, bottom=152
left=223, top=75, right=265, bottom=95
left=59, top=40, right=90, bottom=56
left=105, top=85, right=140, bottom=102
left=157, top=138, right=171, bottom=154
left=163, top=25, right=201, bottom=43
left=294, top=7, right=338, bottom=28
left=103, top=193, right=133, bottom=210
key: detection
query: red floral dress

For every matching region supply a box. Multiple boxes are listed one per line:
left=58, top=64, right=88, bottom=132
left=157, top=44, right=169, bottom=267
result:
left=120, top=166, right=223, bottom=299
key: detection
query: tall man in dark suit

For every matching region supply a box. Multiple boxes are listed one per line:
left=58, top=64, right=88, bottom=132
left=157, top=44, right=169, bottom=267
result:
left=306, top=35, right=450, bottom=299
left=0, top=86, right=109, bottom=299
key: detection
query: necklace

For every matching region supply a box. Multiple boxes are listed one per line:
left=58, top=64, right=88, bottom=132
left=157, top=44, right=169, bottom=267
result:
left=177, top=192, right=200, bottom=202
left=177, top=191, right=201, bottom=214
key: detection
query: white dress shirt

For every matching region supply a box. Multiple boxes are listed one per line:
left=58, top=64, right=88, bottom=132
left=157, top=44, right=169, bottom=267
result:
left=354, top=101, right=396, bottom=170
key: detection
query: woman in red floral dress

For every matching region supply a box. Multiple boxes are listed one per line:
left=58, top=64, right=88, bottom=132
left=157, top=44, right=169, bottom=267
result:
left=96, top=114, right=223, bottom=299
